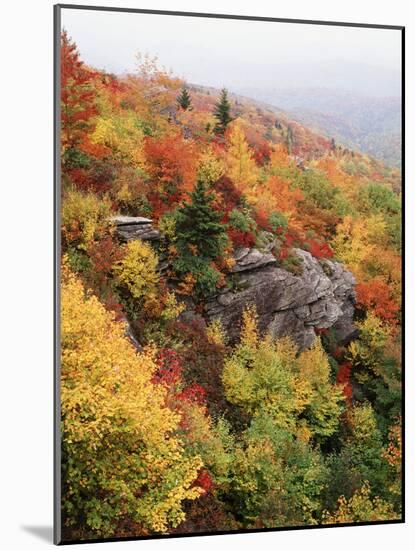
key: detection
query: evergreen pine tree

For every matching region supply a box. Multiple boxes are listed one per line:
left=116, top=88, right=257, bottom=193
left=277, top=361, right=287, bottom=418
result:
left=177, top=85, right=192, bottom=110
left=213, top=88, right=233, bottom=135
left=175, top=179, right=227, bottom=259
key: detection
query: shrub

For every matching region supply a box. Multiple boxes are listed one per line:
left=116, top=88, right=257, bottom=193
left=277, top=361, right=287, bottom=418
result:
left=228, top=209, right=256, bottom=233
left=61, top=188, right=112, bottom=250
left=268, top=211, right=288, bottom=234
left=173, top=254, right=222, bottom=298
left=322, top=482, right=399, bottom=524
left=227, top=208, right=256, bottom=249
left=113, top=240, right=159, bottom=301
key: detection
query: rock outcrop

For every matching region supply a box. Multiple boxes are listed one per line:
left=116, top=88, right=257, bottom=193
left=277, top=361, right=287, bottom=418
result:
left=111, top=215, right=357, bottom=349
left=205, top=248, right=356, bottom=349
left=111, top=215, right=161, bottom=242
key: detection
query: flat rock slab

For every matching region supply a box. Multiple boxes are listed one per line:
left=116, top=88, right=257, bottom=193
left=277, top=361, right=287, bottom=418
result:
left=111, top=215, right=153, bottom=226
left=111, top=216, right=161, bottom=242
left=232, top=248, right=277, bottom=272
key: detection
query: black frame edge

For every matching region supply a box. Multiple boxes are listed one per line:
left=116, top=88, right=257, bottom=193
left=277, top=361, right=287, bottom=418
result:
left=55, top=3, right=404, bottom=30
left=400, top=25, right=405, bottom=524
left=54, top=3, right=62, bottom=546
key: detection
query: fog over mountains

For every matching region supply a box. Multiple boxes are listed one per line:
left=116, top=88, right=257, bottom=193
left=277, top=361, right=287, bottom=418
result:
left=237, top=85, right=401, bottom=167
left=62, top=9, right=402, bottom=167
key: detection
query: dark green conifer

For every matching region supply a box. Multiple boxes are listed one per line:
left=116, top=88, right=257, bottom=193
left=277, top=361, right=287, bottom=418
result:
left=213, top=88, right=233, bottom=135
left=177, top=85, right=192, bottom=110
left=175, top=179, right=227, bottom=259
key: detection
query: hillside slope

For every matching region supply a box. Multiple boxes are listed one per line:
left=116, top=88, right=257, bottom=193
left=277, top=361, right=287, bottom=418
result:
left=237, top=86, right=402, bottom=167
left=59, top=32, right=402, bottom=541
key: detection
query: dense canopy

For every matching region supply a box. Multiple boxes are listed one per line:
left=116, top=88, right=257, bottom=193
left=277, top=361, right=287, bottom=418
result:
left=60, top=31, right=402, bottom=540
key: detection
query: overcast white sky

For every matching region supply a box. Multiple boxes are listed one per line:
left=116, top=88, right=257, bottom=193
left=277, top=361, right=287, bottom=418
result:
left=61, top=8, right=402, bottom=97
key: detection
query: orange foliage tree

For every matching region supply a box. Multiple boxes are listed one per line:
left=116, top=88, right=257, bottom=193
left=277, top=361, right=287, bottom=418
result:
left=144, top=131, right=199, bottom=216
left=356, top=279, right=400, bottom=324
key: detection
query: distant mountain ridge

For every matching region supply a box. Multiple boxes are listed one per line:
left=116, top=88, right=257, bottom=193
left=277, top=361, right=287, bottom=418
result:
left=236, top=87, right=402, bottom=168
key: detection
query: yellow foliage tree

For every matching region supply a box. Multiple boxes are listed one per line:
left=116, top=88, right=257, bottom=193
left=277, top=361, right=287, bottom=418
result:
left=322, top=482, right=399, bottom=524
left=348, top=313, right=391, bottom=373
left=269, top=143, right=291, bottom=170
left=61, top=188, right=112, bottom=250
left=225, top=119, right=259, bottom=192
left=206, top=319, right=226, bottom=347
left=295, top=340, right=345, bottom=438
left=61, top=262, right=202, bottom=537
left=222, top=308, right=344, bottom=437
left=177, top=403, right=235, bottom=486
left=91, top=112, right=146, bottom=169
left=332, top=214, right=401, bottom=299
left=112, top=240, right=159, bottom=302
left=197, top=147, right=225, bottom=186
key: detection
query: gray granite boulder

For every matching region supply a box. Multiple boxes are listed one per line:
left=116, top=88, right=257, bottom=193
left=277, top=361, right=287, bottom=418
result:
left=205, top=248, right=356, bottom=349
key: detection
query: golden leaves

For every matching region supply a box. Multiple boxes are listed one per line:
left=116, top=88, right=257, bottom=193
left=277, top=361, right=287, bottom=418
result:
left=322, top=482, right=399, bottom=524
left=112, top=240, right=159, bottom=301
left=222, top=309, right=344, bottom=438
left=225, top=119, right=259, bottom=192
left=61, top=265, right=203, bottom=535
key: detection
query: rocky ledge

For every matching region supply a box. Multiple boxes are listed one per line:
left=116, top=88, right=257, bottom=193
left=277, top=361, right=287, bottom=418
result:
left=204, top=247, right=357, bottom=349
left=111, top=215, right=161, bottom=242
left=111, top=215, right=357, bottom=350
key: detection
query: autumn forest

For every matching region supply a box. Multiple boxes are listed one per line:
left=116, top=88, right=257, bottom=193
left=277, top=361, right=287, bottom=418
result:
left=59, top=22, right=402, bottom=542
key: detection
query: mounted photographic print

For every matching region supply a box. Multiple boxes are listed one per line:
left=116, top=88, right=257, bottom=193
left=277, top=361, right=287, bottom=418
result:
left=54, top=4, right=404, bottom=545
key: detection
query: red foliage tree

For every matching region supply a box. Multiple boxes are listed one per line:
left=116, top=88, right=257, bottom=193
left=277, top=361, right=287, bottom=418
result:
left=144, top=132, right=198, bottom=212
left=252, top=140, right=272, bottom=165
left=253, top=207, right=272, bottom=232
left=193, top=468, right=213, bottom=493
left=213, top=176, right=244, bottom=214
left=307, top=238, right=334, bottom=259
left=87, top=234, right=124, bottom=288
left=165, top=319, right=236, bottom=420
left=61, top=31, right=98, bottom=150
left=227, top=228, right=256, bottom=248
left=356, top=280, right=400, bottom=324
left=337, top=361, right=353, bottom=402
left=152, top=348, right=183, bottom=386
left=178, top=383, right=207, bottom=407
left=170, top=493, right=239, bottom=533
left=68, top=160, right=115, bottom=194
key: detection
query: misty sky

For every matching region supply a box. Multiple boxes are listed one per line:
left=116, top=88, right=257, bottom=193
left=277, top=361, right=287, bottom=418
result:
left=61, top=8, right=402, bottom=98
